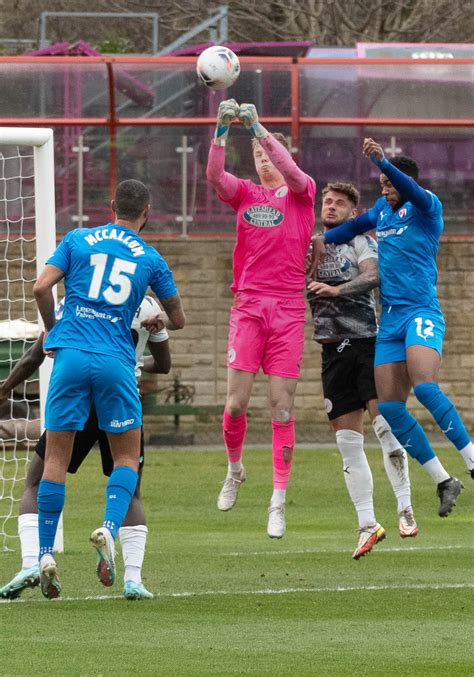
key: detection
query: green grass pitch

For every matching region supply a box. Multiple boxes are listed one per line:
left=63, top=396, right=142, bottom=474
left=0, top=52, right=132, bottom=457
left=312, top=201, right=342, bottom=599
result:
left=1, top=446, right=473, bottom=676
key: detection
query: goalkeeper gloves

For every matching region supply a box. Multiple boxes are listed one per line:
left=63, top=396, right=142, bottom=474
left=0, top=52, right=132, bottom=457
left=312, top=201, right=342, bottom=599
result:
left=214, top=99, right=240, bottom=146
left=238, top=103, right=268, bottom=140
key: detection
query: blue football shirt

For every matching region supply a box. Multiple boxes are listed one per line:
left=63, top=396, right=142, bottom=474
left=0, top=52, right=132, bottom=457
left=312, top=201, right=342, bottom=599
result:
left=44, top=223, right=177, bottom=366
left=366, top=193, right=443, bottom=308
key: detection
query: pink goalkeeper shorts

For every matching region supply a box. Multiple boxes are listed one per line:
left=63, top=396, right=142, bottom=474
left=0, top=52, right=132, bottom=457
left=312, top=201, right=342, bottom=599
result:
left=227, top=292, right=306, bottom=379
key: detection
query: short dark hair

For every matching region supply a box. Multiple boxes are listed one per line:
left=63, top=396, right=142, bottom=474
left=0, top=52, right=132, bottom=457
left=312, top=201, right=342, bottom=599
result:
left=322, top=181, right=360, bottom=207
left=390, top=156, right=419, bottom=181
left=252, top=132, right=290, bottom=152
left=114, top=180, right=150, bottom=220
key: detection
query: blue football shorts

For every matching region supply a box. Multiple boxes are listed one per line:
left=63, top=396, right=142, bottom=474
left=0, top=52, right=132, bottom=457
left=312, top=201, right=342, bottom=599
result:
left=45, top=348, right=142, bottom=432
left=374, top=304, right=445, bottom=366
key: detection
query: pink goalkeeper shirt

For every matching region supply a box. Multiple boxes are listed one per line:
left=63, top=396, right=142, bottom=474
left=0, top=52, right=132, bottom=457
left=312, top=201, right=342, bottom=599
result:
left=207, top=137, right=316, bottom=297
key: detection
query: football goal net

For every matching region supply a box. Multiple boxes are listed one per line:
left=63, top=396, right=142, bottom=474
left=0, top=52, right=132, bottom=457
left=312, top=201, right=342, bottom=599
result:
left=0, top=128, right=57, bottom=552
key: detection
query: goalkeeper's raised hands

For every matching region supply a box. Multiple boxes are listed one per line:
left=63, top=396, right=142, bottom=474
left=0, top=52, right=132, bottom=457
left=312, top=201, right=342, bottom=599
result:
left=213, top=99, right=240, bottom=146
left=238, top=103, right=268, bottom=140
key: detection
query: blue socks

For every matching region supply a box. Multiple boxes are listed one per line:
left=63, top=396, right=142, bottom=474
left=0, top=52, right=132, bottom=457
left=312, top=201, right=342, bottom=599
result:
left=103, top=466, right=138, bottom=540
left=414, top=382, right=470, bottom=450
left=377, top=401, right=436, bottom=465
left=38, top=479, right=65, bottom=558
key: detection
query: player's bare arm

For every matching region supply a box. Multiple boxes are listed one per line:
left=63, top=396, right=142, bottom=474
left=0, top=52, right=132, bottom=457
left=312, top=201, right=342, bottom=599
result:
left=33, top=264, right=65, bottom=331
left=142, top=293, right=185, bottom=332
left=306, top=234, right=326, bottom=278
left=0, top=335, right=45, bottom=404
left=142, top=339, right=171, bottom=375
left=363, top=137, right=384, bottom=161
left=308, top=257, right=379, bottom=298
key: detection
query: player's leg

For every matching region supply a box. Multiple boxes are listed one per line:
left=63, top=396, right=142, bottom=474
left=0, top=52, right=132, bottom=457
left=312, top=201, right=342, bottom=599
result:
left=264, top=296, right=306, bottom=538
left=1, top=413, right=102, bottom=600
left=368, top=399, right=418, bottom=538
left=357, top=336, right=416, bottom=535
left=39, top=429, right=76, bottom=599
left=217, top=368, right=254, bottom=511
left=331, top=410, right=385, bottom=560
left=318, top=340, right=384, bottom=557
left=89, top=353, right=142, bottom=587
left=218, top=295, right=263, bottom=511
left=0, top=451, right=44, bottom=599
left=38, top=347, right=93, bottom=598
left=118, top=429, right=153, bottom=600
left=90, top=426, right=141, bottom=588
left=266, top=374, right=298, bottom=538
left=375, top=360, right=461, bottom=516
left=408, top=343, right=474, bottom=478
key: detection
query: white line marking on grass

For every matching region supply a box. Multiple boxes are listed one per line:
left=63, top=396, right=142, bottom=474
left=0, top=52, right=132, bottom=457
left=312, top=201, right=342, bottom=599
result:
left=224, top=544, right=473, bottom=557
left=2, top=582, right=473, bottom=604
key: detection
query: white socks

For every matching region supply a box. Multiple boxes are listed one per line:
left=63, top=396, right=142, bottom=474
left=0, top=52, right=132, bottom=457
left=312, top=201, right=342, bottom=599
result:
left=270, top=489, right=286, bottom=508
left=372, top=414, right=412, bottom=512
left=119, top=525, right=148, bottom=585
left=18, top=513, right=39, bottom=569
left=336, top=429, right=375, bottom=528
left=228, top=461, right=243, bottom=475
left=422, top=457, right=451, bottom=484
left=459, top=441, right=474, bottom=471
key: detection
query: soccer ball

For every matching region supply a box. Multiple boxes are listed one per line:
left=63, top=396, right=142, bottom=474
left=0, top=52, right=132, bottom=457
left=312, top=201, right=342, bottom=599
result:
left=196, top=46, right=240, bottom=91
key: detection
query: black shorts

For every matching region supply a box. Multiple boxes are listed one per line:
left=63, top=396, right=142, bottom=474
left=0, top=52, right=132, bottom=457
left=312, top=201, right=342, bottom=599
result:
left=35, top=407, right=145, bottom=477
left=321, top=337, right=378, bottom=421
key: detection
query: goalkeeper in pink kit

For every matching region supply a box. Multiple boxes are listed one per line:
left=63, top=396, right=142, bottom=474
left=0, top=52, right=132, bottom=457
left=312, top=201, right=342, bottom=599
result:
left=206, top=100, right=316, bottom=538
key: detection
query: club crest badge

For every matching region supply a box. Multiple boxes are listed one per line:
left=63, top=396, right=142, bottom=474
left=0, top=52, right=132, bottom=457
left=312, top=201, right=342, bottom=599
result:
left=275, top=186, right=288, bottom=198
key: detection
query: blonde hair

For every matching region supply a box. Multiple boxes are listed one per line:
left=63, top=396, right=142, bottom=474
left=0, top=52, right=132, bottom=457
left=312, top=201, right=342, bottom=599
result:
left=322, top=181, right=360, bottom=207
left=252, top=132, right=290, bottom=152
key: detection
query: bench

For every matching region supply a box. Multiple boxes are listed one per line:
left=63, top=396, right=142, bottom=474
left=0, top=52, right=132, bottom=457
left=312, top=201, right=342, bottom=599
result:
left=141, top=397, right=223, bottom=423
left=141, top=397, right=224, bottom=445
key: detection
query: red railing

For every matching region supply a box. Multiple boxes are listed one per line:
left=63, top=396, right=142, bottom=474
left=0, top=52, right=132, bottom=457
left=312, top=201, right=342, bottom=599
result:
left=1, top=55, right=472, bottom=235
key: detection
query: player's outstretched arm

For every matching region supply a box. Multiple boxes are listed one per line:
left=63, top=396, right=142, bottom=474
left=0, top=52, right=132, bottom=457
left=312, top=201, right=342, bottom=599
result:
left=0, top=335, right=45, bottom=405
left=363, top=137, right=432, bottom=211
left=213, top=99, right=239, bottom=147
left=238, top=103, right=309, bottom=194
left=206, top=99, right=240, bottom=201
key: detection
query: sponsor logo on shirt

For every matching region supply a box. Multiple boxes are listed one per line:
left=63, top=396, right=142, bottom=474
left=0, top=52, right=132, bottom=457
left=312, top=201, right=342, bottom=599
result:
left=377, top=225, right=408, bottom=240
left=110, top=418, right=135, bottom=428
left=318, top=250, right=351, bottom=280
left=398, top=208, right=407, bottom=218
left=243, top=205, right=284, bottom=228
left=75, top=305, right=123, bottom=323
left=228, top=347, right=236, bottom=363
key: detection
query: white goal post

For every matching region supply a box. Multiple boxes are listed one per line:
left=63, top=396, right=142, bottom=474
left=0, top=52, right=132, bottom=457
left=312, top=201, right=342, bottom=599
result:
left=0, top=127, right=61, bottom=551
left=0, top=127, right=56, bottom=424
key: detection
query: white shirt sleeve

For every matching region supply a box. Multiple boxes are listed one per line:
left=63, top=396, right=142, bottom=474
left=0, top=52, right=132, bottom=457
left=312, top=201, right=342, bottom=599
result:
left=353, top=234, right=378, bottom=265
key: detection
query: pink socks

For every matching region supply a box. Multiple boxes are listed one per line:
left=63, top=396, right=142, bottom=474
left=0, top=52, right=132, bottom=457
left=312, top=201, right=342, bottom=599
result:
left=272, top=418, right=295, bottom=489
left=222, top=409, right=247, bottom=463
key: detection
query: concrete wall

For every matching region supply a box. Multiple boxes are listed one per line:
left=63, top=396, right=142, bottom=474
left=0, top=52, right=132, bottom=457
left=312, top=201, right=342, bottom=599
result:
left=2, top=237, right=472, bottom=443
left=146, top=237, right=473, bottom=443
